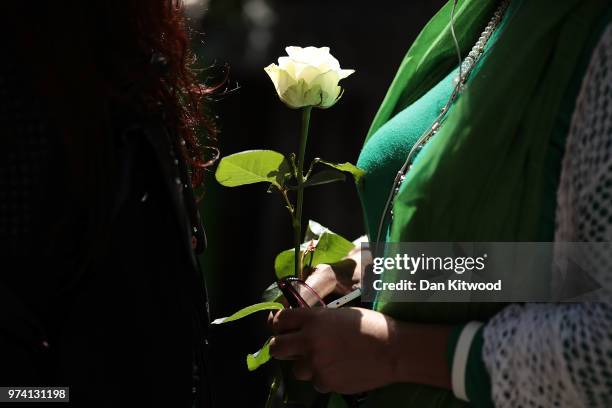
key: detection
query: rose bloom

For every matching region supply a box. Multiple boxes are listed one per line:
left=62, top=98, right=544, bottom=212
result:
left=264, top=46, right=355, bottom=109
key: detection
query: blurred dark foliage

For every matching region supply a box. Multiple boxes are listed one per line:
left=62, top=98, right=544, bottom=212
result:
left=192, top=1, right=446, bottom=406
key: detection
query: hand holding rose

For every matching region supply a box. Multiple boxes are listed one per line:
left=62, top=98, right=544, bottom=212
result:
left=270, top=307, right=453, bottom=395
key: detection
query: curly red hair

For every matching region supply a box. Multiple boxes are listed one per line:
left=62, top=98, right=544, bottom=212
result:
left=125, top=0, right=221, bottom=188
left=115, top=0, right=221, bottom=188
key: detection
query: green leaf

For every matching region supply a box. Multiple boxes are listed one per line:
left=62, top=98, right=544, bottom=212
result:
left=274, top=248, right=296, bottom=280
left=247, top=338, right=272, bottom=371
left=317, top=160, right=365, bottom=184
left=215, top=150, right=291, bottom=188
left=309, top=230, right=355, bottom=268
left=211, top=302, right=284, bottom=325
left=273, top=221, right=355, bottom=279
left=261, top=282, right=283, bottom=302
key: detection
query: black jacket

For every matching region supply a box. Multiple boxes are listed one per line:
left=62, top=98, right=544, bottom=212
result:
left=0, top=63, right=212, bottom=407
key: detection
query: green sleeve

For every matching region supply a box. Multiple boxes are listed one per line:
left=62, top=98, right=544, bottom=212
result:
left=446, top=324, right=494, bottom=407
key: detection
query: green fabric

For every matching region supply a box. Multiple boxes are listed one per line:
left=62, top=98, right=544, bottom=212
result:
left=464, top=327, right=493, bottom=407
left=379, top=0, right=606, bottom=290
left=347, top=0, right=610, bottom=407
left=357, top=67, right=458, bottom=242
left=372, top=0, right=608, bottom=317
left=445, top=325, right=494, bottom=408
left=357, top=0, right=515, bottom=245
left=364, top=1, right=499, bottom=146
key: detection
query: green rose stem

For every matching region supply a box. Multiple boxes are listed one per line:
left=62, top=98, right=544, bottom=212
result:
left=293, top=106, right=312, bottom=278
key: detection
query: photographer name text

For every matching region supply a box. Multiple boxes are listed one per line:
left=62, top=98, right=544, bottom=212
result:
left=372, top=279, right=503, bottom=292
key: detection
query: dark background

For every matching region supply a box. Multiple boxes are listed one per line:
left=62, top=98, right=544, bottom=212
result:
left=189, top=0, right=446, bottom=405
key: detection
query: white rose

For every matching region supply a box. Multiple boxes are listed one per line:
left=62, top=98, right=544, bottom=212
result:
left=264, top=46, right=355, bottom=109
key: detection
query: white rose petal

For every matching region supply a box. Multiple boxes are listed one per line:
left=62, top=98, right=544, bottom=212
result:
left=338, top=69, right=355, bottom=79
left=264, top=46, right=354, bottom=109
